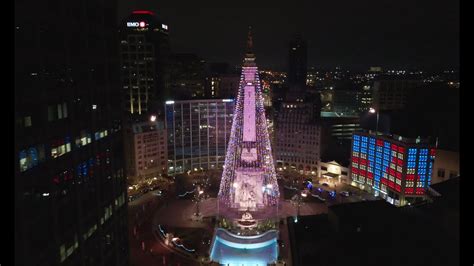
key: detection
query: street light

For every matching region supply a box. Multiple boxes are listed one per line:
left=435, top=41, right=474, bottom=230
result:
left=369, top=107, right=379, bottom=133
left=195, top=186, right=204, bottom=217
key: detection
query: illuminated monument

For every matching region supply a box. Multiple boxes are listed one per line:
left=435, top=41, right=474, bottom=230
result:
left=218, top=28, right=279, bottom=211
left=210, top=28, right=280, bottom=266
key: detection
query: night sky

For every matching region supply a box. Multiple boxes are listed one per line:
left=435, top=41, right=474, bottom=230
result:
left=118, top=1, right=459, bottom=71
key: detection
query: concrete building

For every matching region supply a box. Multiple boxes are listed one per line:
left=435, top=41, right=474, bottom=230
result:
left=274, top=101, right=321, bottom=174
left=288, top=35, right=307, bottom=87
left=431, top=149, right=459, bottom=184
left=372, top=78, right=423, bottom=111
left=124, top=119, right=167, bottom=182
left=318, top=161, right=350, bottom=184
left=165, top=99, right=234, bottom=175
left=168, top=53, right=206, bottom=100
left=350, top=132, right=436, bottom=206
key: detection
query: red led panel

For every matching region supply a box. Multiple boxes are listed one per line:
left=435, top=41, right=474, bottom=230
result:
left=377, top=139, right=384, bottom=146
left=389, top=168, right=395, bottom=176
left=352, top=168, right=358, bottom=174
left=416, top=188, right=425, bottom=194
left=353, top=157, right=359, bottom=164
left=395, top=184, right=401, bottom=192
left=416, top=175, right=421, bottom=180
left=396, top=172, right=402, bottom=179
left=132, top=10, right=155, bottom=15
left=405, top=188, right=414, bottom=194
left=406, top=174, right=415, bottom=180
left=397, top=159, right=403, bottom=166
left=389, top=181, right=394, bottom=188
left=360, top=170, right=366, bottom=176
left=368, top=172, right=373, bottom=179
left=398, top=147, right=405, bottom=153
left=430, top=149, right=436, bottom=156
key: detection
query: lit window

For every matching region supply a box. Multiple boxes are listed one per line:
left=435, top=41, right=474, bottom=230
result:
left=24, top=116, right=32, bottom=127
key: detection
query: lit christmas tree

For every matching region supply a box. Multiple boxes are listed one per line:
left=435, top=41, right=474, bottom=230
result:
left=218, top=27, right=279, bottom=210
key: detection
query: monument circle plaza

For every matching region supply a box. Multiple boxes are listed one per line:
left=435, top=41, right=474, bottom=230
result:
left=152, top=30, right=328, bottom=266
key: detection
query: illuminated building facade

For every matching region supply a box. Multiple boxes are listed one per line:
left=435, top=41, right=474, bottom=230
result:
left=350, top=132, right=436, bottom=206
left=119, top=10, right=170, bottom=116
left=218, top=29, right=279, bottom=211
left=165, top=99, right=234, bottom=175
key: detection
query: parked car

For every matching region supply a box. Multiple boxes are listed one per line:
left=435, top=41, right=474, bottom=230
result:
left=312, top=194, right=326, bottom=202
left=340, top=191, right=350, bottom=197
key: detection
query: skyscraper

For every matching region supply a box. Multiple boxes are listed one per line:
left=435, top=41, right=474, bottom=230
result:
left=288, top=34, right=308, bottom=88
left=218, top=28, right=279, bottom=211
left=119, top=10, right=170, bottom=117
left=15, top=0, right=128, bottom=265
left=168, top=53, right=206, bottom=100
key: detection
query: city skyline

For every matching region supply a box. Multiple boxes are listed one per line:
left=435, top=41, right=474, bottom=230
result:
left=14, top=1, right=460, bottom=265
left=118, top=2, right=459, bottom=71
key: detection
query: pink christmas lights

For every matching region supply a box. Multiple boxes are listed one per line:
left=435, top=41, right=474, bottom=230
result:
left=218, top=32, right=279, bottom=209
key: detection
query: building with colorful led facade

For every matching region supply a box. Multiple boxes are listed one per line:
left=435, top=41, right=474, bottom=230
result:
left=217, top=29, right=279, bottom=211
left=119, top=10, right=170, bottom=117
left=350, top=132, right=436, bottom=206
left=165, top=99, right=234, bottom=175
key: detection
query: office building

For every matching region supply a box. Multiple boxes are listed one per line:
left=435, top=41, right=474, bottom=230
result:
left=205, top=62, right=240, bottom=99
left=119, top=10, right=170, bottom=116
left=372, top=78, right=423, bottom=111
left=288, top=35, right=307, bottom=87
left=165, top=99, right=234, bottom=175
left=350, top=132, right=436, bottom=206
left=168, top=53, right=206, bottom=99
left=124, top=119, right=167, bottom=182
left=274, top=101, right=321, bottom=174
left=15, top=0, right=128, bottom=264
left=431, top=149, right=459, bottom=184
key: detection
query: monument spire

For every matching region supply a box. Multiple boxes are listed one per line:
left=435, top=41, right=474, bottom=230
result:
left=247, top=26, right=253, bottom=53
left=218, top=28, right=279, bottom=210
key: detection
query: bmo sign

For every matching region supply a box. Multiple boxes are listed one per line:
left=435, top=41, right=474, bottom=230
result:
left=127, top=21, right=146, bottom=28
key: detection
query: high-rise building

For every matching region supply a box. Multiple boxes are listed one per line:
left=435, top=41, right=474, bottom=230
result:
left=119, top=10, right=170, bottom=117
left=165, top=99, right=234, bottom=175
left=288, top=35, right=307, bottom=87
left=372, top=77, right=423, bottom=111
left=124, top=119, right=167, bottom=182
left=350, top=132, right=436, bottom=206
left=15, top=0, right=128, bottom=265
left=274, top=102, right=321, bottom=174
left=430, top=149, right=459, bottom=184
left=168, top=53, right=206, bottom=99
left=205, top=62, right=240, bottom=99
